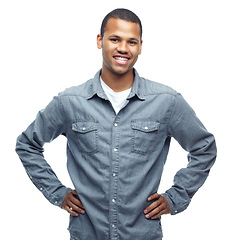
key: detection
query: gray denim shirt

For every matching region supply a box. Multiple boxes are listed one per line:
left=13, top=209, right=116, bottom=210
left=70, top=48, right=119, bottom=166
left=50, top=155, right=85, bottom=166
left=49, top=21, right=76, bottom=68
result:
left=16, top=69, right=216, bottom=240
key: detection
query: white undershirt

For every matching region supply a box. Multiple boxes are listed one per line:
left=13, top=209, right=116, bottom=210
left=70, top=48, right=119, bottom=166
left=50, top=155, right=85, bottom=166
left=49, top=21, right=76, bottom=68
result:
left=100, top=78, right=132, bottom=114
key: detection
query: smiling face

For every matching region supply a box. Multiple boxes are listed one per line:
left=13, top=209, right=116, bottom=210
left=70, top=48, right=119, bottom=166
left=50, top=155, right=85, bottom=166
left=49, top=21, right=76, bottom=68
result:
left=97, top=18, right=142, bottom=77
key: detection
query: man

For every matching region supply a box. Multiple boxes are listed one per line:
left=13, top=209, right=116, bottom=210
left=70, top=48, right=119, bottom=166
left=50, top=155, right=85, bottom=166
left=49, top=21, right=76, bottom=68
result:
left=16, top=8, right=217, bottom=240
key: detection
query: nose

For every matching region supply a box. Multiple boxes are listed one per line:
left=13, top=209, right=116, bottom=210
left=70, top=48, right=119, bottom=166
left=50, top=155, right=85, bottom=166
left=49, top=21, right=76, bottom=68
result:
left=117, top=41, right=129, bottom=54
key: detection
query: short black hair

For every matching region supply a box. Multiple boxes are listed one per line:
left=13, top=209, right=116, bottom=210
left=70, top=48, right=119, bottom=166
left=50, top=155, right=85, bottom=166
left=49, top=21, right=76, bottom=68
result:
left=100, top=8, right=142, bottom=38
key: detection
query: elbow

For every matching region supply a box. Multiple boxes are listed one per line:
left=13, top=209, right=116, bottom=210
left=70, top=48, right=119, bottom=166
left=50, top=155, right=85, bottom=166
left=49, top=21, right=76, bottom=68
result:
left=189, top=133, right=217, bottom=171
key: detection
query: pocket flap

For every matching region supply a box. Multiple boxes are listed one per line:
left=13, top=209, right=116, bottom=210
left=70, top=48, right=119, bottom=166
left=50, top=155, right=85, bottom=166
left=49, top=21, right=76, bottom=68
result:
left=72, top=122, right=98, bottom=133
left=131, top=120, right=160, bottom=132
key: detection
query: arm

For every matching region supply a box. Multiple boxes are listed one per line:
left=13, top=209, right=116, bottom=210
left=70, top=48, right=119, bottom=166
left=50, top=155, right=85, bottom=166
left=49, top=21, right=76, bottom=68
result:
left=144, top=93, right=217, bottom=218
left=163, top=93, right=217, bottom=215
left=15, top=95, right=71, bottom=207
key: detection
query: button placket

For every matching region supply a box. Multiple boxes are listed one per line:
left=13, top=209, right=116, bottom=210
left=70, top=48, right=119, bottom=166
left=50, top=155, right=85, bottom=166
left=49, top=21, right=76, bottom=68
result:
left=109, top=115, right=121, bottom=239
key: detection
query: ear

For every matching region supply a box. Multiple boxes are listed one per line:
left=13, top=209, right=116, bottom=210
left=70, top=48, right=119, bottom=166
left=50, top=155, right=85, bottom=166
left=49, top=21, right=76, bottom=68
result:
left=139, top=40, right=143, bottom=55
left=97, top=34, right=103, bottom=49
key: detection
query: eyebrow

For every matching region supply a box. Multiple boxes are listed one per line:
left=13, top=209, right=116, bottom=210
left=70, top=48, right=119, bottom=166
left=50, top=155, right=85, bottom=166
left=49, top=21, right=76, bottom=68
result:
left=108, top=34, right=139, bottom=42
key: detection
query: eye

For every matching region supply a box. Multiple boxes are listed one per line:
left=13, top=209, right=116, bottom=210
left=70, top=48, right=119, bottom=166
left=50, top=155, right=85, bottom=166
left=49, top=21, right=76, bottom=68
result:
left=129, top=41, right=137, bottom=46
left=110, top=38, right=119, bottom=43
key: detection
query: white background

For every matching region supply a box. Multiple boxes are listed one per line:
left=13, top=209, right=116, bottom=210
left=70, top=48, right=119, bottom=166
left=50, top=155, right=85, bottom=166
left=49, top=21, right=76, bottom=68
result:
left=1, top=0, right=233, bottom=239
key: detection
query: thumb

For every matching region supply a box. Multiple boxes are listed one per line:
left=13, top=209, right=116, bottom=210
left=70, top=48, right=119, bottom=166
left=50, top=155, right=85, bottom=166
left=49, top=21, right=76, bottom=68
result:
left=72, top=189, right=78, bottom=195
left=148, top=192, right=160, bottom=201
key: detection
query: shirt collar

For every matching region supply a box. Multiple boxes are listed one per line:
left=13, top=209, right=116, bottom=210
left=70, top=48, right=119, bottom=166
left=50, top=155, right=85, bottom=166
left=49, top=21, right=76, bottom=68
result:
left=127, top=69, right=145, bottom=101
left=86, top=69, right=145, bottom=101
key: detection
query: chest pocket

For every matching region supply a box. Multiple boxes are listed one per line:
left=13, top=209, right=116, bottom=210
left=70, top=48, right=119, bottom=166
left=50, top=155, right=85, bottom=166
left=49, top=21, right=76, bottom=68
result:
left=72, top=122, right=98, bottom=155
left=131, top=120, right=160, bottom=155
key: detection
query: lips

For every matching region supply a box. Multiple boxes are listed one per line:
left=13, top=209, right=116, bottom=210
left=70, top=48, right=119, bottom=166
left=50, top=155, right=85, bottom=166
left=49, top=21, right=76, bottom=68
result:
left=113, top=55, right=130, bottom=65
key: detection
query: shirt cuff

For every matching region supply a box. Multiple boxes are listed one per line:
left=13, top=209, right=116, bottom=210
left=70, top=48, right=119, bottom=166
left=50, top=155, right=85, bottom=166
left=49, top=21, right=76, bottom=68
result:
left=162, top=187, right=191, bottom=215
left=48, top=187, right=73, bottom=208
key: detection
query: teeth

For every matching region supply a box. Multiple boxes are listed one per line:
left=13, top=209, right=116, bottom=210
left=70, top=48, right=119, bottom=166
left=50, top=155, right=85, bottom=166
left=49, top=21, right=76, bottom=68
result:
left=115, top=57, right=128, bottom=61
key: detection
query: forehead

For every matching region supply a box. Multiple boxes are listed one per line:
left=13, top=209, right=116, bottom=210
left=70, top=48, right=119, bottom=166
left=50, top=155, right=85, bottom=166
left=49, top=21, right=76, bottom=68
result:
left=104, top=18, right=141, bottom=39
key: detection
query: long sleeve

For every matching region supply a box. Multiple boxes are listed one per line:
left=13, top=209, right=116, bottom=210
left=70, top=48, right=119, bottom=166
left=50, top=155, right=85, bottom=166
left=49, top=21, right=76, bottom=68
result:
left=163, top=93, right=217, bottom=215
left=15, top=95, right=71, bottom=207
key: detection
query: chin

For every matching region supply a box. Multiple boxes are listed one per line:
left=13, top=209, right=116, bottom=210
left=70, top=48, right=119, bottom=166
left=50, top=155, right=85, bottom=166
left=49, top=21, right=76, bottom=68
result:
left=111, top=66, right=133, bottom=76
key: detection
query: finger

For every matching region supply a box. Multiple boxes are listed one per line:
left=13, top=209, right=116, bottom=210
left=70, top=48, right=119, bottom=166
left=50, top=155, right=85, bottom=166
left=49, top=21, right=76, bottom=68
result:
left=72, top=189, right=78, bottom=196
left=144, top=196, right=171, bottom=219
left=62, top=191, right=86, bottom=215
left=144, top=201, right=160, bottom=214
left=148, top=192, right=160, bottom=201
left=70, top=190, right=85, bottom=209
left=144, top=197, right=163, bottom=214
left=69, top=200, right=85, bottom=214
left=70, top=194, right=85, bottom=210
left=64, top=205, right=79, bottom=217
left=150, top=209, right=168, bottom=220
left=145, top=203, right=164, bottom=219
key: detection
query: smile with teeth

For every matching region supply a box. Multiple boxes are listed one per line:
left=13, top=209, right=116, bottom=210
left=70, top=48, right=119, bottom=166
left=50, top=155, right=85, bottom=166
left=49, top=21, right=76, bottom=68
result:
left=114, top=56, right=130, bottom=65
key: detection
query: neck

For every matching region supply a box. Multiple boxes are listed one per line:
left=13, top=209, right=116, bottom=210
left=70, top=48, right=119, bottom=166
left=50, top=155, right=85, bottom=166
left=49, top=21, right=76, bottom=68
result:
left=101, top=67, right=134, bottom=92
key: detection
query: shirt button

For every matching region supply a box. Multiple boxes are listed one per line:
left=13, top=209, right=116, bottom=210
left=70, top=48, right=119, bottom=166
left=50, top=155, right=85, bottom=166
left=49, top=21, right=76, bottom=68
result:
left=40, top=187, right=43, bottom=191
left=114, top=148, right=118, bottom=152
left=113, top=173, right=116, bottom=177
left=114, top=123, right=118, bottom=127
left=144, top=126, right=149, bottom=130
left=82, top=127, right=86, bottom=131
left=112, top=224, right=115, bottom=228
left=112, top=199, right=116, bottom=203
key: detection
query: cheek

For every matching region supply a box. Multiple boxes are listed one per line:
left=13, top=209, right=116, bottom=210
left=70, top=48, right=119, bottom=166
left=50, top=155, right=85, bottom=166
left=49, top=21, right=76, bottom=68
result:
left=131, top=46, right=141, bottom=56
left=102, top=48, right=114, bottom=68
left=102, top=48, right=112, bottom=63
left=132, top=50, right=141, bottom=60
left=102, top=44, right=113, bottom=57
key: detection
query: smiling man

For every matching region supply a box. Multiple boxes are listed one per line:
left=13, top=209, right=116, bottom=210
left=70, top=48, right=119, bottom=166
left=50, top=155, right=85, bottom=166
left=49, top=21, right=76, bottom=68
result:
left=16, top=9, right=217, bottom=240
left=97, top=17, right=142, bottom=90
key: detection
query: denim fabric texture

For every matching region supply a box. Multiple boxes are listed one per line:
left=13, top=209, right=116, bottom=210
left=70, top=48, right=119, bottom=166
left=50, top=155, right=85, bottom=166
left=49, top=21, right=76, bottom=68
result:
left=16, top=69, right=216, bottom=240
